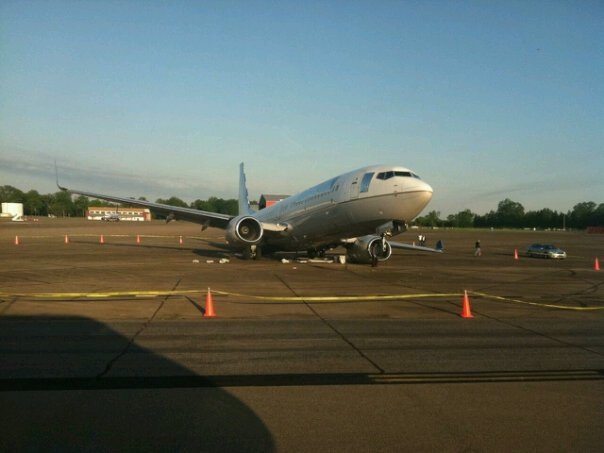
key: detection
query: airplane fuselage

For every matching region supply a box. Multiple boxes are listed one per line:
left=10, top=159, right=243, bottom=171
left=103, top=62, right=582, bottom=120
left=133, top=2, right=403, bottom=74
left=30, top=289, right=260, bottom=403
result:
left=60, top=163, right=436, bottom=263
left=252, top=165, right=433, bottom=251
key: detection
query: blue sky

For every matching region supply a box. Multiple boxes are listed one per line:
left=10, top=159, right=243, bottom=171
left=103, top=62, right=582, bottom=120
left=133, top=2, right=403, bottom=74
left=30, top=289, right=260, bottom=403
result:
left=1, top=1, right=602, bottom=216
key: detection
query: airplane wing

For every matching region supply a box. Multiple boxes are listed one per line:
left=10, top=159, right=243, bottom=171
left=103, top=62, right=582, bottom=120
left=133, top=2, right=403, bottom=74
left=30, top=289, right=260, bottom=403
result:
left=58, top=186, right=233, bottom=229
left=389, top=240, right=444, bottom=253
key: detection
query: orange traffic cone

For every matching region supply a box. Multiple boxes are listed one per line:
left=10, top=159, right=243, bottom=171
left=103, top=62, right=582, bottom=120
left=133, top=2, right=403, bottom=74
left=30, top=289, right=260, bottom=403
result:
left=136, top=234, right=141, bottom=244
left=14, top=235, right=20, bottom=245
left=204, top=288, right=216, bottom=317
left=595, top=257, right=600, bottom=271
left=64, top=235, right=70, bottom=244
left=100, top=234, right=105, bottom=244
left=514, top=249, right=519, bottom=260
left=461, top=290, right=474, bottom=318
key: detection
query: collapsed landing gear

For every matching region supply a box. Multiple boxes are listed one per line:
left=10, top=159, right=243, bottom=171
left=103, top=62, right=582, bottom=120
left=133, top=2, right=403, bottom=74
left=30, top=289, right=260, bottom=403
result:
left=369, top=234, right=390, bottom=267
left=242, top=245, right=262, bottom=260
left=370, top=242, right=379, bottom=267
left=307, top=248, right=326, bottom=259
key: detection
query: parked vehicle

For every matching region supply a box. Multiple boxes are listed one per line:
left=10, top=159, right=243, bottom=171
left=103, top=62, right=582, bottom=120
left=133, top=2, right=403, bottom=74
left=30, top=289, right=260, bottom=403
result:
left=526, top=244, right=566, bottom=259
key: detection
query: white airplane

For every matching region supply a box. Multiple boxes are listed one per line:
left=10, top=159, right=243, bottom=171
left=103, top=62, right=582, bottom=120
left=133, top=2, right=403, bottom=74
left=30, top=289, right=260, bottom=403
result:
left=58, top=163, right=442, bottom=263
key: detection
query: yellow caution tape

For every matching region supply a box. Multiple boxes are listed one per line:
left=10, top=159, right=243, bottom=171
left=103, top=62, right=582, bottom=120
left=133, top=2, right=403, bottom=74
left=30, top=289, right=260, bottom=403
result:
left=0, top=289, right=458, bottom=301
left=0, top=289, right=601, bottom=311
left=0, top=290, right=201, bottom=299
left=211, top=290, right=460, bottom=302
left=470, top=291, right=604, bottom=311
left=9, top=234, right=190, bottom=239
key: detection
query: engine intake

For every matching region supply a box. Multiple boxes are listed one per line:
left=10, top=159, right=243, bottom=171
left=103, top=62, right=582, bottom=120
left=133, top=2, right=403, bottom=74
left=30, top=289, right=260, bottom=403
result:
left=225, top=216, right=263, bottom=245
left=346, top=235, right=392, bottom=264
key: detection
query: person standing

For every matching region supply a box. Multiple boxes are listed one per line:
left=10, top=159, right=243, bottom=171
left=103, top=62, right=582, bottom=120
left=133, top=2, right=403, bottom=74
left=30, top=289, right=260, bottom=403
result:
left=474, top=240, right=482, bottom=256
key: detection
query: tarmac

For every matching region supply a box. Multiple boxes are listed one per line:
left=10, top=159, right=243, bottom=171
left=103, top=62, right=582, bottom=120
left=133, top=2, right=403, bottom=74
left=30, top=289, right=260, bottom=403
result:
left=1, top=218, right=603, bottom=452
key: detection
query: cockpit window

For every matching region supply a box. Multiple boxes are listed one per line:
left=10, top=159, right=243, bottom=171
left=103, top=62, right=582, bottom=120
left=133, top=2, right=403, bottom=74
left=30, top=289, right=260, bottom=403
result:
left=360, top=172, right=374, bottom=193
left=376, top=171, right=422, bottom=180
left=376, top=171, right=393, bottom=180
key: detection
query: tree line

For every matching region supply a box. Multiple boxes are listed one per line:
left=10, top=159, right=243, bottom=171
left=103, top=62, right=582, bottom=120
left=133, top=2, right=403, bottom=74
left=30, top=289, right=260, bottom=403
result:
left=414, top=198, right=604, bottom=230
left=1, top=185, right=602, bottom=229
left=0, top=185, right=238, bottom=218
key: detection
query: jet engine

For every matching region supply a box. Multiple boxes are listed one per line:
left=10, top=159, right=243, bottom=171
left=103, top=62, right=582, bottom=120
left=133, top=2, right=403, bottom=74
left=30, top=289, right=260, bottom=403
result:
left=225, top=216, right=264, bottom=245
left=346, top=235, right=392, bottom=264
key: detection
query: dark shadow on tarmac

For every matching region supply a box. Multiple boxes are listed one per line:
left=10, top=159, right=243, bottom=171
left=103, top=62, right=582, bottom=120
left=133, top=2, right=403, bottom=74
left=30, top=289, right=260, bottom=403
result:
left=0, top=316, right=275, bottom=452
left=70, top=237, right=237, bottom=260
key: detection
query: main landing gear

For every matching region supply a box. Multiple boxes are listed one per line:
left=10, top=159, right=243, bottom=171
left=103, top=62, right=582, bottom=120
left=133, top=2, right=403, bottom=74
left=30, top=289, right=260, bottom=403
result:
left=370, top=233, right=390, bottom=267
left=307, top=248, right=326, bottom=259
left=242, top=245, right=262, bottom=260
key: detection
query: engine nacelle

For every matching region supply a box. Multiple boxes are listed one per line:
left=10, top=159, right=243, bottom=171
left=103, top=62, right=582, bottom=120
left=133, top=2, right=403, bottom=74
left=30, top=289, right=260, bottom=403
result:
left=225, top=216, right=264, bottom=245
left=346, top=235, right=392, bottom=264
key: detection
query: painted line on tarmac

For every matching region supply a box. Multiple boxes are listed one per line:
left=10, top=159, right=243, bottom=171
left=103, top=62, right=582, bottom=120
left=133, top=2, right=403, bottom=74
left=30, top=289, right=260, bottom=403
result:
left=368, top=369, right=604, bottom=384
left=2, top=369, right=603, bottom=391
left=0, top=289, right=602, bottom=311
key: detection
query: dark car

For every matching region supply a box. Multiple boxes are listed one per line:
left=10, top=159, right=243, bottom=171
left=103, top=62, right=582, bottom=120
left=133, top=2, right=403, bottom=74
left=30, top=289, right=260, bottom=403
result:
left=526, top=243, right=566, bottom=259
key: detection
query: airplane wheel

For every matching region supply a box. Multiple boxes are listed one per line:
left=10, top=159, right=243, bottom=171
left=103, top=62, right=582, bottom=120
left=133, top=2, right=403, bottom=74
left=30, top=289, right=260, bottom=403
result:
left=243, top=246, right=262, bottom=260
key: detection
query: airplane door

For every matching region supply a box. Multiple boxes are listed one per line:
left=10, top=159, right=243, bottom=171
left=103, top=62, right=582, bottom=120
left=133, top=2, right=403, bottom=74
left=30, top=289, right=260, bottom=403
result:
left=349, top=177, right=359, bottom=199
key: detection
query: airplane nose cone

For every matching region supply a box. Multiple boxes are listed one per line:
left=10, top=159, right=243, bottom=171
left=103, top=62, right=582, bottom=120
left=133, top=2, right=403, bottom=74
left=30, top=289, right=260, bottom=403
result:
left=422, top=181, right=433, bottom=195
left=414, top=179, right=433, bottom=197
left=418, top=181, right=433, bottom=205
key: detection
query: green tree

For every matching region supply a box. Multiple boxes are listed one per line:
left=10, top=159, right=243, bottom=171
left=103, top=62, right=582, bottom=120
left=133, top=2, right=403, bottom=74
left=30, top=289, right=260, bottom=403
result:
left=524, top=208, right=563, bottom=229
left=191, top=197, right=238, bottom=215
left=447, top=209, right=475, bottom=228
left=568, top=202, right=598, bottom=228
left=496, top=199, right=525, bottom=228
left=414, top=210, right=442, bottom=227
left=593, top=204, right=604, bottom=227
left=0, top=185, right=24, bottom=203
left=23, top=190, right=46, bottom=216
left=73, top=195, right=90, bottom=217
left=474, top=210, right=498, bottom=228
left=47, top=192, right=65, bottom=217
left=156, top=196, right=188, bottom=208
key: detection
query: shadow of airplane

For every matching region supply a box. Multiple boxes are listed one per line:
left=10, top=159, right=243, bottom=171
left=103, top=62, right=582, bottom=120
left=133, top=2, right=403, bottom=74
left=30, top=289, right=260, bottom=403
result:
left=0, top=316, right=275, bottom=452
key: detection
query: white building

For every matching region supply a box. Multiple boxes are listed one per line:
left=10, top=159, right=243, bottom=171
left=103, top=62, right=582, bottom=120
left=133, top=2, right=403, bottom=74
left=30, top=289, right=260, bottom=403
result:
left=87, top=207, right=151, bottom=221
left=1, top=202, right=24, bottom=220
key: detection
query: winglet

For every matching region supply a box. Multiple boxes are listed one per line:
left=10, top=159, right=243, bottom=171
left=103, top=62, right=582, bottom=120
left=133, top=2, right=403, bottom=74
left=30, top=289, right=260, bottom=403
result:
left=55, top=161, right=68, bottom=191
left=238, top=163, right=252, bottom=215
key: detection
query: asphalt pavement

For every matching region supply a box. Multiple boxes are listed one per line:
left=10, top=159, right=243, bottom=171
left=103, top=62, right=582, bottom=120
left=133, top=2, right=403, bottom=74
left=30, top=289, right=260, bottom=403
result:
left=1, top=219, right=603, bottom=452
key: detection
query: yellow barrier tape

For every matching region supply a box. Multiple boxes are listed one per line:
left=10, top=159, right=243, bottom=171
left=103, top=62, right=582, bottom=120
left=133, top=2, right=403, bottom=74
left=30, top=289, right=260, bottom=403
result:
left=211, top=290, right=460, bottom=302
left=0, top=289, right=601, bottom=311
left=0, top=290, right=202, bottom=299
left=0, top=290, right=459, bottom=302
left=9, top=234, right=189, bottom=239
left=471, top=291, right=604, bottom=311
